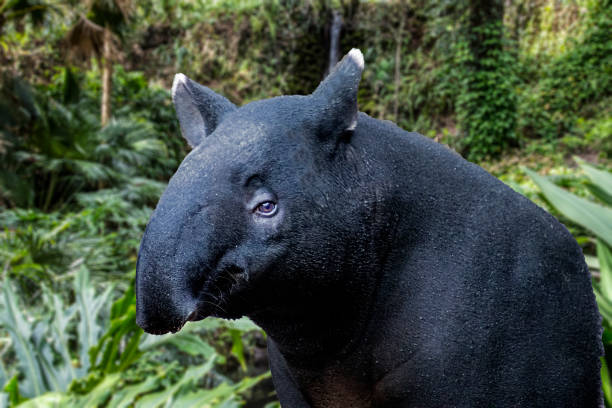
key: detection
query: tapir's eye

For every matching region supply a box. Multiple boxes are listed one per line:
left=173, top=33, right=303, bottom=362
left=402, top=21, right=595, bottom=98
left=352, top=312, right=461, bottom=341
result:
left=255, top=201, right=277, bottom=217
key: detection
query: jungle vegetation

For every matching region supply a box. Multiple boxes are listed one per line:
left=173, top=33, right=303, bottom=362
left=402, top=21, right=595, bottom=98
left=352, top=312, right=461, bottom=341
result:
left=0, top=0, right=610, bottom=406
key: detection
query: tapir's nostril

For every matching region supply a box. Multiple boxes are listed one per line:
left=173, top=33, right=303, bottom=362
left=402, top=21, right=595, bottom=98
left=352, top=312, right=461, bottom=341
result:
left=187, top=309, right=198, bottom=321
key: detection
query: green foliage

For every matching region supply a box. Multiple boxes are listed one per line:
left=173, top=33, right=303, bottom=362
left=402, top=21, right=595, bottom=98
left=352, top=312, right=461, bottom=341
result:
left=0, top=258, right=269, bottom=406
left=1, top=0, right=610, bottom=406
left=0, top=203, right=150, bottom=295
left=0, top=0, right=58, bottom=32
left=0, top=69, right=176, bottom=211
left=0, top=266, right=113, bottom=398
left=87, top=0, right=131, bottom=33
left=527, top=160, right=612, bottom=405
left=525, top=166, right=612, bottom=247
left=87, top=285, right=142, bottom=378
left=517, top=0, right=612, bottom=149
left=3, top=375, right=26, bottom=406
left=454, top=3, right=518, bottom=160
left=5, top=0, right=607, bottom=159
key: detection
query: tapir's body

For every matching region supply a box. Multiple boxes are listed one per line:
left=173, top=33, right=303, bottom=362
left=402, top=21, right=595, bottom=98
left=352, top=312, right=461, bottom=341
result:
left=264, top=112, right=602, bottom=407
left=135, top=50, right=603, bottom=407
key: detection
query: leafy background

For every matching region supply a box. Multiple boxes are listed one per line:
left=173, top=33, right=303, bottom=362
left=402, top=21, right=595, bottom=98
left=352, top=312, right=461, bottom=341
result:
left=0, top=0, right=610, bottom=406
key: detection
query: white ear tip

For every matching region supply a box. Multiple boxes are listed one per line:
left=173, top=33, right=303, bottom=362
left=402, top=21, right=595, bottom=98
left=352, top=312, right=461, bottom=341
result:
left=348, top=48, right=364, bottom=70
left=172, top=73, right=188, bottom=100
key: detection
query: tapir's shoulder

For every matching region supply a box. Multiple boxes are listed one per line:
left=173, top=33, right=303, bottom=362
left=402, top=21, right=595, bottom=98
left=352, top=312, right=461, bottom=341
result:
left=355, top=112, right=432, bottom=148
left=354, top=112, right=585, bottom=271
left=354, top=112, right=480, bottom=177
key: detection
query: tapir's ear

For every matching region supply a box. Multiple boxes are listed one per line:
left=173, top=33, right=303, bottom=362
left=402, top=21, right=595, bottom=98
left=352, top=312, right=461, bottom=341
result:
left=311, top=48, right=364, bottom=140
left=171, top=73, right=237, bottom=147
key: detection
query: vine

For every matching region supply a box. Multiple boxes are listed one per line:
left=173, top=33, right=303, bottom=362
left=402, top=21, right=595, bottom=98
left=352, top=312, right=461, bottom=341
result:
left=455, top=0, right=518, bottom=161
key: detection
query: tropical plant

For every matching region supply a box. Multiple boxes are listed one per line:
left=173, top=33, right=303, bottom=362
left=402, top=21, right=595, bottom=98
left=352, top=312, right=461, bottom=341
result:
left=0, top=197, right=154, bottom=296
left=1, top=1, right=610, bottom=407
left=0, top=72, right=170, bottom=211
left=526, top=159, right=612, bottom=405
left=66, top=0, right=133, bottom=125
left=517, top=0, right=612, bottom=143
left=454, top=0, right=518, bottom=160
left=0, top=0, right=58, bottom=35
left=0, top=266, right=113, bottom=401
left=0, top=265, right=270, bottom=407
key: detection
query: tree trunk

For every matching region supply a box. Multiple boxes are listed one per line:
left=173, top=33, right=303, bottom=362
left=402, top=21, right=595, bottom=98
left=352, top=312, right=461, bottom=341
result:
left=101, top=24, right=112, bottom=126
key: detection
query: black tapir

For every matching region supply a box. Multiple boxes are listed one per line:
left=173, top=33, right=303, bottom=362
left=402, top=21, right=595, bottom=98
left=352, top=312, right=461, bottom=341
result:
left=135, top=49, right=603, bottom=407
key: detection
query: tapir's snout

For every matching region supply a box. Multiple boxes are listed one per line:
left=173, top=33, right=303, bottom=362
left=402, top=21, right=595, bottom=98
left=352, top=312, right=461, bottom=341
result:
left=135, top=242, right=201, bottom=335
left=134, top=153, right=239, bottom=335
left=136, top=255, right=198, bottom=334
left=134, top=174, right=218, bottom=335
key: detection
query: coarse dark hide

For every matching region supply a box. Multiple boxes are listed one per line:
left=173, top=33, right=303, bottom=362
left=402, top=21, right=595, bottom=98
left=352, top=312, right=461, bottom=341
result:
left=135, top=49, right=602, bottom=407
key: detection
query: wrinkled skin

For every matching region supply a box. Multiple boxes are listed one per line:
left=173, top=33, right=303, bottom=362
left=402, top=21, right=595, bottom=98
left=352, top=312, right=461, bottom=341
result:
left=136, top=50, right=603, bottom=407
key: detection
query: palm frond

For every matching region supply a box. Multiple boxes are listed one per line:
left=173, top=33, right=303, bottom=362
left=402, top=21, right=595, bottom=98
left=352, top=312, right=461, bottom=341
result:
left=66, top=16, right=105, bottom=60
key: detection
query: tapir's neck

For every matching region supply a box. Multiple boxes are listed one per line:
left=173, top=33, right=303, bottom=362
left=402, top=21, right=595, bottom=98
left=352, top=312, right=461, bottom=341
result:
left=250, top=244, right=389, bottom=364
left=251, top=113, right=470, bottom=368
left=248, top=116, right=411, bottom=367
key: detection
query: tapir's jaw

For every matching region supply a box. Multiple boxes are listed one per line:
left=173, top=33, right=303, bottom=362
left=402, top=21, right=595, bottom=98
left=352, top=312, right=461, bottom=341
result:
left=135, top=274, right=199, bottom=335
left=136, top=304, right=194, bottom=335
left=188, top=265, right=251, bottom=321
left=136, top=256, right=251, bottom=335
left=135, top=233, right=204, bottom=335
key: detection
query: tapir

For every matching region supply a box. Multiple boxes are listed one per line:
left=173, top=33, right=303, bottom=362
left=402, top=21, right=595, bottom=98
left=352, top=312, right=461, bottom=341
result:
left=135, top=49, right=603, bottom=407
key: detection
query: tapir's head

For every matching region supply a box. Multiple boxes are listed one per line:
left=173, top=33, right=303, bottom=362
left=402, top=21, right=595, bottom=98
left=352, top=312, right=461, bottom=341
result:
left=136, top=49, right=367, bottom=334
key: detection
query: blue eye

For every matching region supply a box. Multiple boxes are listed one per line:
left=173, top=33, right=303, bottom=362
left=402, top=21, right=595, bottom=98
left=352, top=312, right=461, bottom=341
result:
left=255, top=201, right=277, bottom=216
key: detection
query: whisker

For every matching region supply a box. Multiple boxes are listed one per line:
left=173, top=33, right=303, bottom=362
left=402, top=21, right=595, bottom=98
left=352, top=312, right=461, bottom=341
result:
left=218, top=274, right=238, bottom=285
left=201, top=299, right=226, bottom=313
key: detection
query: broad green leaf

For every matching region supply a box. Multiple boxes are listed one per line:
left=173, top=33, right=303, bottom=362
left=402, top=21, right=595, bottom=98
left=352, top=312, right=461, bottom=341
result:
left=525, top=169, right=612, bottom=247
left=576, top=158, right=612, bottom=205
left=0, top=282, right=44, bottom=396
left=117, top=328, right=143, bottom=371
left=230, top=329, right=247, bottom=372
left=586, top=255, right=600, bottom=272
left=107, top=376, right=160, bottom=408
left=602, top=357, right=612, bottom=406
left=232, top=372, right=270, bottom=395
left=586, top=183, right=612, bottom=207
left=171, top=385, right=233, bottom=408
left=603, top=327, right=612, bottom=346
left=89, top=285, right=141, bottom=374
left=135, top=354, right=217, bottom=408
left=34, top=344, right=64, bottom=393
left=17, top=391, right=68, bottom=408
left=599, top=240, right=612, bottom=301
left=594, top=287, right=612, bottom=324
left=3, top=375, right=25, bottom=406
left=222, top=317, right=261, bottom=332
left=75, top=265, right=114, bottom=373
left=72, top=373, right=121, bottom=408
left=47, top=291, right=77, bottom=381
left=171, top=373, right=269, bottom=408
left=140, top=325, right=214, bottom=357
left=167, top=334, right=216, bottom=358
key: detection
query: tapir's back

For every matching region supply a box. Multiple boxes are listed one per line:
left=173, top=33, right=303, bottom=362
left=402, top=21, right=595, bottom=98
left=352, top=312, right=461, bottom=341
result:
left=355, top=113, right=603, bottom=406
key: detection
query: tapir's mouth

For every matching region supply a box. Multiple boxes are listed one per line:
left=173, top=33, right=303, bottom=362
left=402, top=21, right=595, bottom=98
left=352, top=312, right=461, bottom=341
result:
left=187, top=265, right=250, bottom=323
left=143, top=265, right=250, bottom=336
